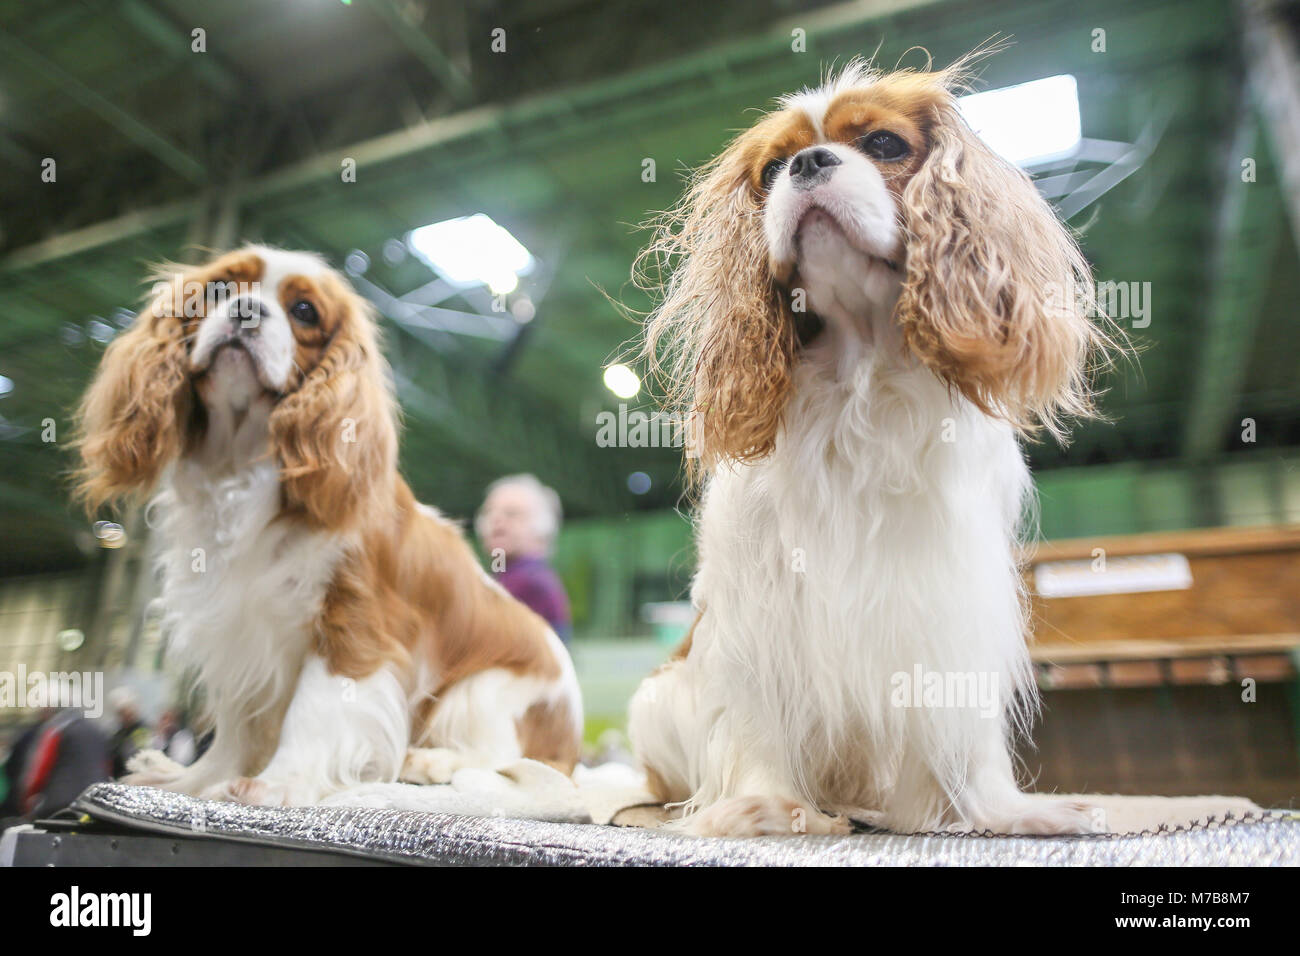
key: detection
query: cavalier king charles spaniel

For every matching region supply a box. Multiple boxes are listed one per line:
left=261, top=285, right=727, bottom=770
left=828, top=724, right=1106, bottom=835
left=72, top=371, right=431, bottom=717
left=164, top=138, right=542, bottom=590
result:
left=628, top=57, right=1115, bottom=836
left=75, top=245, right=582, bottom=806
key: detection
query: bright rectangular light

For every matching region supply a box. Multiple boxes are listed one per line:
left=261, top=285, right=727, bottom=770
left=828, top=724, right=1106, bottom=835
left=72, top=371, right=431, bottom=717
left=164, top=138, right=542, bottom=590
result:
left=957, top=74, right=1081, bottom=167
left=408, top=214, right=534, bottom=294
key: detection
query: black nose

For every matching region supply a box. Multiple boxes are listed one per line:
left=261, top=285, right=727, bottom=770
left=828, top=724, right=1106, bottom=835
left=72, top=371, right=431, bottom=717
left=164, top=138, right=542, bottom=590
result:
left=229, top=296, right=270, bottom=328
left=788, top=146, right=841, bottom=187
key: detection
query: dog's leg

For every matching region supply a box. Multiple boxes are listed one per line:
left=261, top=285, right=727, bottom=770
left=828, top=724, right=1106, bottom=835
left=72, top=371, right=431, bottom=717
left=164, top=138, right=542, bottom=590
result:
left=121, top=720, right=248, bottom=798
left=882, top=745, right=965, bottom=834
left=398, top=746, right=474, bottom=784
left=404, top=666, right=573, bottom=783
left=121, top=748, right=186, bottom=785
left=954, top=728, right=1102, bottom=835
left=627, top=661, right=694, bottom=805
left=884, top=727, right=1100, bottom=835
left=206, top=656, right=407, bottom=806
left=681, top=793, right=851, bottom=837
left=630, top=662, right=847, bottom=837
left=675, top=743, right=851, bottom=837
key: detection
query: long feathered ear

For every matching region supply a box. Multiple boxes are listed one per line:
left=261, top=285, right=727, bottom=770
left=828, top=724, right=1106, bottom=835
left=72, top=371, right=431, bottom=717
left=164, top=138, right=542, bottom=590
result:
left=896, top=85, right=1110, bottom=439
left=638, top=124, right=796, bottom=483
left=73, top=283, right=192, bottom=512
left=270, top=284, right=398, bottom=532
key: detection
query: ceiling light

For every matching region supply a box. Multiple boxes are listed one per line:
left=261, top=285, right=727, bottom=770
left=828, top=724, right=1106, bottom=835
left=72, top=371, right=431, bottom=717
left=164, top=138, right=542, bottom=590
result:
left=958, top=74, right=1081, bottom=167
left=408, top=214, right=534, bottom=294
left=603, top=364, right=640, bottom=399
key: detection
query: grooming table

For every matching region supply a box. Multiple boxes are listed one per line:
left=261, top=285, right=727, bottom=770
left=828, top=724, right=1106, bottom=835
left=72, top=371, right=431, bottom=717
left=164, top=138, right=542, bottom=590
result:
left=3, top=782, right=1297, bottom=866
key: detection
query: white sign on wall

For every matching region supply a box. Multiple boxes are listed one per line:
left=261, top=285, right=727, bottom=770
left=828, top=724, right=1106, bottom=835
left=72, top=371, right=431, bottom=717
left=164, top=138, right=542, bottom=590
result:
left=1034, top=553, right=1193, bottom=598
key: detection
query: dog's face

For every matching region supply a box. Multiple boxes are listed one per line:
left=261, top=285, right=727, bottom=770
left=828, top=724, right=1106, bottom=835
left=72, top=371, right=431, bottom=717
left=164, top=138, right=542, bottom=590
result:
left=177, top=248, right=360, bottom=412
left=76, top=245, right=397, bottom=530
left=640, top=61, right=1107, bottom=475
left=752, top=80, right=936, bottom=295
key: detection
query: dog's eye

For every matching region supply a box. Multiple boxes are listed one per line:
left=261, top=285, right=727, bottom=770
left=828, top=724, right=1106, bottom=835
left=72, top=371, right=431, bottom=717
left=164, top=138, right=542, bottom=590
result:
left=289, top=300, right=319, bottom=326
left=858, top=131, right=910, bottom=162
left=760, top=158, right=788, bottom=191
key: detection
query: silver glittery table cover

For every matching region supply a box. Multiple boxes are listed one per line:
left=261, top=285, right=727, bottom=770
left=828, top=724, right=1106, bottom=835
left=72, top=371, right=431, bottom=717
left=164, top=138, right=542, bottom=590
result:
left=70, top=783, right=1300, bottom=866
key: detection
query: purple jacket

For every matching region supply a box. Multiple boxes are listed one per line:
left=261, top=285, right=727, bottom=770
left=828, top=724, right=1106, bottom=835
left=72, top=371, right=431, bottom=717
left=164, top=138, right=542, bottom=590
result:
left=495, top=554, right=572, bottom=642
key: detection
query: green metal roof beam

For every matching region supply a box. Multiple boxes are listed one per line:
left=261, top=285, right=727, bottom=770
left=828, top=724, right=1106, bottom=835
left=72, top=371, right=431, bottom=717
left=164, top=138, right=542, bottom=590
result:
left=0, top=33, right=208, bottom=185
left=1180, top=106, right=1283, bottom=462
left=364, top=0, right=474, bottom=105
left=1242, top=0, right=1300, bottom=250
left=118, top=0, right=243, bottom=99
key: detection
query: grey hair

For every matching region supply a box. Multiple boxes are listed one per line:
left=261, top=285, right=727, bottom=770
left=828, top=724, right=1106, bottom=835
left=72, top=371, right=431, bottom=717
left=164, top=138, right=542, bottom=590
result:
left=476, top=473, right=563, bottom=547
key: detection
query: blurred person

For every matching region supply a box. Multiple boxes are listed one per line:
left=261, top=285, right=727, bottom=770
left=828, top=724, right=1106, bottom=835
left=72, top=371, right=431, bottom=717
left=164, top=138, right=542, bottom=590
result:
left=2, top=707, right=110, bottom=822
left=107, top=687, right=152, bottom=778
left=1, top=709, right=51, bottom=820
left=151, top=707, right=197, bottom=767
left=476, top=474, right=573, bottom=642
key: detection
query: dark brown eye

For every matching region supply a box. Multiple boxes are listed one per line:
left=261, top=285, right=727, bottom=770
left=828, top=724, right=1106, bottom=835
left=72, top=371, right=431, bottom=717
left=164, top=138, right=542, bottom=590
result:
left=289, top=300, right=319, bottom=326
left=760, top=158, right=787, bottom=190
left=858, top=130, right=909, bottom=162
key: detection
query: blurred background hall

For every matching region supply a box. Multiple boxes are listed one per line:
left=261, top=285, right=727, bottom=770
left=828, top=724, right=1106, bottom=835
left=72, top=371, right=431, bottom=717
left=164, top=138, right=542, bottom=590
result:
left=0, top=0, right=1298, bottom=813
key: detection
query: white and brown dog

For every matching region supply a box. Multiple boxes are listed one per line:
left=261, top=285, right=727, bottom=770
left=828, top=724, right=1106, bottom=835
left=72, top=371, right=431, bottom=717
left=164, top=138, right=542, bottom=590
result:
left=76, top=245, right=582, bottom=806
left=629, top=58, right=1115, bottom=837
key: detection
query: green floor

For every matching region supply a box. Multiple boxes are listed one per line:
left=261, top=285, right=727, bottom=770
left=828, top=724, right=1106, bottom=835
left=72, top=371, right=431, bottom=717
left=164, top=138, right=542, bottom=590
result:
left=570, top=637, right=671, bottom=745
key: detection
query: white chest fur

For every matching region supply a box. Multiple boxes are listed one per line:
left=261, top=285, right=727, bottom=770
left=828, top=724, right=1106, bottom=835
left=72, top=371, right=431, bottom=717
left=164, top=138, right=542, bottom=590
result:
left=689, top=342, right=1036, bottom=804
left=151, top=459, right=346, bottom=722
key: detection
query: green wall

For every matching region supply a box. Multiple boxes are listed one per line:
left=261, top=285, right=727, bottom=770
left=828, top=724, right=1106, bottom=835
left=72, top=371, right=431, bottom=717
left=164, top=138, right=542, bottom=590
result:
left=554, top=449, right=1300, bottom=639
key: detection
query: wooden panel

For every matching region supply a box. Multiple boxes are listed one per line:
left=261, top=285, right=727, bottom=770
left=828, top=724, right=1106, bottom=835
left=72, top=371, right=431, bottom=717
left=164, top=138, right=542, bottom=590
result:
left=1025, top=525, right=1300, bottom=654
left=1021, top=683, right=1300, bottom=808
left=1024, top=524, right=1300, bottom=561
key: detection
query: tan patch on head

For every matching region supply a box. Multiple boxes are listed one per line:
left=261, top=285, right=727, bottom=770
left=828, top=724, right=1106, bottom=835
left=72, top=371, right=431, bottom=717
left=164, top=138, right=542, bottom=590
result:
left=268, top=266, right=399, bottom=532
left=209, top=249, right=266, bottom=286
left=736, top=75, right=947, bottom=200
left=825, top=71, right=949, bottom=125
left=152, top=250, right=269, bottom=344
left=736, top=109, right=819, bottom=193
left=276, top=273, right=339, bottom=391
left=822, top=87, right=934, bottom=196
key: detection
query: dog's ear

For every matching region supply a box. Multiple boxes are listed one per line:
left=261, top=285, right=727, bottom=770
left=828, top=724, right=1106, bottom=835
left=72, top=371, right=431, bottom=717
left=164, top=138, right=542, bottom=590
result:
left=639, top=121, right=797, bottom=482
left=270, top=279, right=398, bottom=531
left=73, top=283, right=192, bottom=512
left=896, top=90, right=1106, bottom=439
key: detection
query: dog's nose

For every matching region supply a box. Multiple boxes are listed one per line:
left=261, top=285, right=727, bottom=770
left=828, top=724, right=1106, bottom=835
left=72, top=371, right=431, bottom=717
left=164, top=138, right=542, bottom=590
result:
left=788, top=146, right=842, bottom=187
left=228, top=296, right=270, bottom=328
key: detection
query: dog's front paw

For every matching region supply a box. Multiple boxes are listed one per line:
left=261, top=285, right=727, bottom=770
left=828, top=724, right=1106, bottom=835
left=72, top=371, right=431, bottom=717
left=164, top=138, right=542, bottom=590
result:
left=399, top=747, right=465, bottom=785
left=685, top=796, right=851, bottom=838
left=1011, top=799, right=1104, bottom=835
left=120, top=749, right=186, bottom=788
left=957, top=799, right=1103, bottom=835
